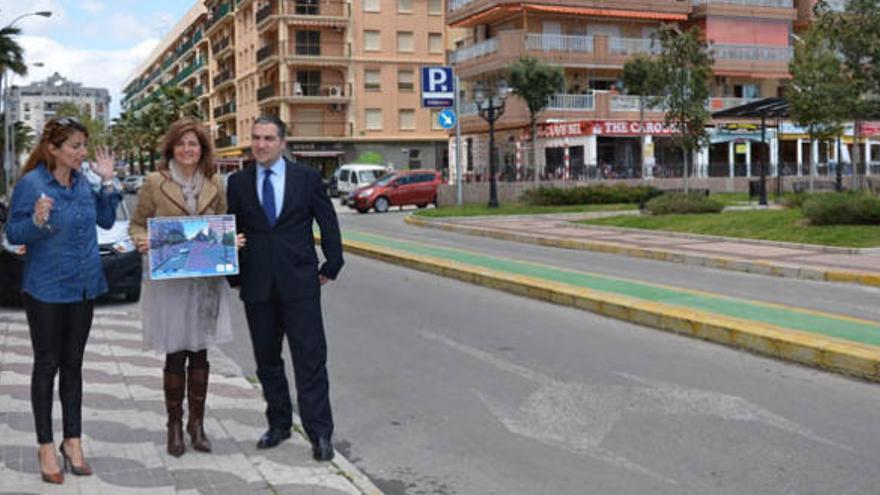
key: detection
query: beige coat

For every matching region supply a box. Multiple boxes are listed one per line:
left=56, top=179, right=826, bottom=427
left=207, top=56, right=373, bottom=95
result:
left=129, top=170, right=227, bottom=245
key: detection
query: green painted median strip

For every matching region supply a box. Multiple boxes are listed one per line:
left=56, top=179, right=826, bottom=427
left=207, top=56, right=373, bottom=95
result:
left=343, top=229, right=880, bottom=347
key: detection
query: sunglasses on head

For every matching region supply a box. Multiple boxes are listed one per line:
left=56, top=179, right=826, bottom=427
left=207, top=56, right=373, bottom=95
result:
left=55, top=117, right=82, bottom=127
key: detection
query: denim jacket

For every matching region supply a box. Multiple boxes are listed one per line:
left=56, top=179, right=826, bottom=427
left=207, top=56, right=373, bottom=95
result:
left=5, top=163, right=120, bottom=303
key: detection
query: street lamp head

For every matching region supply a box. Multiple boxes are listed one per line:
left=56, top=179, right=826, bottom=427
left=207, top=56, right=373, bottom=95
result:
left=35, top=11, right=53, bottom=18
left=473, top=81, right=485, bottom=105
left=496, top=78, right=509, bottom=99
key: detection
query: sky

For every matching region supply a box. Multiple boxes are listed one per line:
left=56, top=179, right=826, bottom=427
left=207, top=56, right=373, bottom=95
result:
left=0, top=0, right=197, bottom=119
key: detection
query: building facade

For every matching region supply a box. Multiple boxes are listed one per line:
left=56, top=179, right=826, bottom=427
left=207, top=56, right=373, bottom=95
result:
left=447, top=0, right=879, bottom=182
left=122, top=0, right=452, bottom=176
left=7, top=72, right=111, bottom=135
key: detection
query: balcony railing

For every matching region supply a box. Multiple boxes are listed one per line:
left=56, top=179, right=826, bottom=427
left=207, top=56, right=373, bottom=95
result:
left=290, top=119, right=347, bottom=138
left=448, top=0, right=476, bottom=11
left=213, top=101, right=236, bottom=118
left=256, top=2, right=273, bottom=23
left=450, top=38, right=498, bottom=63
left=281, top=81, right=348, bottom=97
left=610, top=95, right=667, bottom=112
left=213, top=70, right=233, bottom=87
left=212, top=37, right=231, bottom=55
left=284, top=40, right=347, bottom=58
left=526, top=33, right=593, bottom=53
left=712, top=44, right=793, bottom=62
left=257, top=43, right=277, bottom=62
left=609, top=37, right=661, bottom=56
left=257, top=84, right=276, bottom=101
left=693, top=0, right=793, bottom=7
left=259, top=0, right=348, bottom=23
left=215, top=135, right=237, bottom=148
left=206, top=2, right=231, bottom=30
left=547, top=93, right=595, bottom=111
left=192, top=85, right=204, bottom=97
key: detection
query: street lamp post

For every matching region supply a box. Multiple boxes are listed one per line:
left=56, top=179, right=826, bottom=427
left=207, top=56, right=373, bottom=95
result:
left=474, top=79, right=509, bottom=209
left=2, top=11, right=52, bottom=196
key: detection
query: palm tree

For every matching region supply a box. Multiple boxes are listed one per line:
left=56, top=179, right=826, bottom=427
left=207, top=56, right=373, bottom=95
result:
left=0, top=26, right=27, bottom=194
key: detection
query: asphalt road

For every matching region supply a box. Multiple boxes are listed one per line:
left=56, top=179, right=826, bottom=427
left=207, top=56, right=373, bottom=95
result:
left=212, top=201, right=880, bottom=495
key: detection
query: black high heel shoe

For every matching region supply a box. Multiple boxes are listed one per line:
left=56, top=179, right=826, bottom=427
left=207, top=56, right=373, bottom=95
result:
left=59, top=442, right=92, bottom=476
left=37, top=451, right=63, bottom=484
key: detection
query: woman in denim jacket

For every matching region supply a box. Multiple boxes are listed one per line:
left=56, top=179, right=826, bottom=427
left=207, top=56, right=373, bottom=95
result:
left=5, top=117, right=120, bottom=485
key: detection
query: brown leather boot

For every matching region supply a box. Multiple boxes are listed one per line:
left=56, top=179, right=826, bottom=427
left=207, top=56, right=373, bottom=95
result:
left=186, top=366, right=212, bottom=453
left=164, top=371, right=186, bottom=457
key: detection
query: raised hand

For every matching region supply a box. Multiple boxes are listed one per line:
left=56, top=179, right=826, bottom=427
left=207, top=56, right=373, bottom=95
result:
left=93, top=146, right=116, bottom=181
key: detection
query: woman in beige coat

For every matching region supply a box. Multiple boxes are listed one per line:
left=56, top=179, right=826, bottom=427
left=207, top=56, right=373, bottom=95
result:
left=129, top=117, right=243, bottom=457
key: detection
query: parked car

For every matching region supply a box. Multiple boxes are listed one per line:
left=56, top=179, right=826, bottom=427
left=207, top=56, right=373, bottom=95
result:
left=347, top=170, right=441, bottom=213
left=327, top=168, right=341, bottom=197
left=122, top=175, right=144, bottom=194
left=0, top=200, right=143, bottom=306
left=336, top=164, right=391, bottom=204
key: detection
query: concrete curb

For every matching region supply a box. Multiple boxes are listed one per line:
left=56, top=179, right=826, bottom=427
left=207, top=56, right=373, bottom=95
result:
left=404, top=215, right=880, bottom=288
left=340, top=237, right=880, bottom=383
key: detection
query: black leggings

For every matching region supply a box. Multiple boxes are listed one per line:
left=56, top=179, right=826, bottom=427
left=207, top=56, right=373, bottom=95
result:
left=23, top=293, right=94, bottom=444
left=165, top=349, right=208, bottom=374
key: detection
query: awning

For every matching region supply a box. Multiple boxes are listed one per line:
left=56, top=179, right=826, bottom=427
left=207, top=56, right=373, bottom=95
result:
left=291, top=151, right=345, bottom=157
left=524, top=4, right=688, bottom=21
left=713, top=70, right=792, bottom=80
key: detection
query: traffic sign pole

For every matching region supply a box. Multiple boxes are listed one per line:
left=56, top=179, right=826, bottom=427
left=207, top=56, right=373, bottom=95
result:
left=454, top=75, right=463, bottom=206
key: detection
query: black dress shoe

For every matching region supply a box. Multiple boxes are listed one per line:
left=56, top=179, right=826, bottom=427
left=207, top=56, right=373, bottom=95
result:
left=311, top=436, right=334, bottom=461
left=257, top=428, right=291, bottom=449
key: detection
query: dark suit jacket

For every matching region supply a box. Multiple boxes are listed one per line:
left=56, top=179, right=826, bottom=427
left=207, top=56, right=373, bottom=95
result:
left=227, top=158, right=343, bottom=303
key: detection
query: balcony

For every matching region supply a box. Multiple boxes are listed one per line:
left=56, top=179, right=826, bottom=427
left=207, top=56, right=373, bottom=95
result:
left=692, top=0, right=796, bottom=20
left=447, top=0, right=689, bottom=27
left=283, top=39, right=349, bottom=65
left=453, top=30, right=659, bottom=79
left=212, top=36, right=232, bottom=58
left=257, top=42, right=277, bottom=63
left=213, top=70, right=234, bottom=89
left=192, top=85, right=205, bottom=97
left=693, top=0, right=793, bottom=7
left=206, top=3, right=232, bottom=33
left=289, top=118, right=348, bottom=138
left=213, top=101, right=236, bottom=119
left=259, top=81, right=351, bottom=104
left=215, top=135, right=237, bottom=149
left=257, top=0, right=349, bottom=30
left=712, top=44, right=792, bottom=77
left=610, top=95, right=667, bottom=112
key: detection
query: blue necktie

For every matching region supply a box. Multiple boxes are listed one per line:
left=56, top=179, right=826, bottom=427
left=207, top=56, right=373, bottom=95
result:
left=261, top=168, right=276, bottom=227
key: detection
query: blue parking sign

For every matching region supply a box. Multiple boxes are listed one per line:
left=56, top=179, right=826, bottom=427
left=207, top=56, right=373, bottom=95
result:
left=421, top=66, right=454, bottom=108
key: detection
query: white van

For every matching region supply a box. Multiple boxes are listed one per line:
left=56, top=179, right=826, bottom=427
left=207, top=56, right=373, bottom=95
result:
left=336, top=164, right=391, bottom=204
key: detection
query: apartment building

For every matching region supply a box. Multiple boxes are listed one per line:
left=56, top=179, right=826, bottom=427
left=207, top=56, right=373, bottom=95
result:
left=7, top=72, right=111, bottom=135
left=447, top=0, right=879, bottom=182
left=123, top=0, right=451, bottom=177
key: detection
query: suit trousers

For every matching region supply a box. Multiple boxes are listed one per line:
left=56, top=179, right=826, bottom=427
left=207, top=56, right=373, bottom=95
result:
left=244, top=294, right=333, bottom=442
left=23, top=293, right=94, bottom=444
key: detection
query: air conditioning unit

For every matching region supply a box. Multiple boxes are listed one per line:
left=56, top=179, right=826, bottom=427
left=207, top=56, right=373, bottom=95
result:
left=330, top=103, right=344, bottom=112
left=328, top=85, right=342, bottom=97
left=293, top=82, right=303, bottom=95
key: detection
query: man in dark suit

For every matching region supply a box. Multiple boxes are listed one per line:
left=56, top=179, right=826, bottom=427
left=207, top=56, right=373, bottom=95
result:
left=226, top=115, right=343, bottom=461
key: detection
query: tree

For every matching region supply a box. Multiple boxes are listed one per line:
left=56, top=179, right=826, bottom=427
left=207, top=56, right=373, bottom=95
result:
left=788, top=24, right=851, bottom=191
left=814, top=0, right=880, bottom=188
left=653, top=26, right=714, bottom=193
left=507, top=56, right=564, bottom=184
left=622, top=53, right=664, bottom=178
left=0, top=26, right=27, bottom=195
left=109, top=109, right=140, bottom=174
left=55, top=102, right=109, bottom=158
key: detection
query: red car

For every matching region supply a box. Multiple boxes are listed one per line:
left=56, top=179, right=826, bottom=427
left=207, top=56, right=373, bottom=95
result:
left=347, top=170, right=441, bottom=213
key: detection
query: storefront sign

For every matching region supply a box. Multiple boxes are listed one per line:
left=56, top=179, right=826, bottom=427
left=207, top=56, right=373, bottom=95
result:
left=593, top=120, right=678, bottom=136
left=720, top=123, right=759, bottom=133
left=859, top=122, right=880, bottom=137
left=735, top=143, right=748, bottom=154
left=537, top=121, right=592, bottom=139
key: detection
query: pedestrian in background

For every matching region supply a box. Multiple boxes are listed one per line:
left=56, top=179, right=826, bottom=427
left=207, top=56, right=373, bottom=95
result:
left=226, top=115, right=343, bottom=461
left=129, top=117, right=243, bottom=457
left=5, top=117, right=120, bottom=484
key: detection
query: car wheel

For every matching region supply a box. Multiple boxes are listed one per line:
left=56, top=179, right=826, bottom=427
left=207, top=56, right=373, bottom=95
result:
left=125, top=287, right=141, bottom=302
left=374, top=196, right=390, bottom=213
left=416, top=203, right=428, bottom=209
left=431, top=196, right=438, bottom=206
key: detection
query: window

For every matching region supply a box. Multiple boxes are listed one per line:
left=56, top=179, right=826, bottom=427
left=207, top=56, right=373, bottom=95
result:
left=364, top=0, right=379, bottom=12
left=397, top=31, right=414, bottom=53
left=295, top=0, right=319, bottom=15
left=296, top=31, right=320, bottom=55
left=365, top=69, right=381, bottom=91
left=366, top=108, right=382, bottom=130
left=297, top=70, right=321, bottom=96
left=397, top=0, right=412, bottom=12
left=428, top=0, right=442, bottom=14
left=364, top=30, right=380, bottom=51
left=431, top=109, right=442, bottom=130
left=399, top=109, right=415, bottom=130
left=398, top=69, right=414, bottom=91
left=428, top=33, right=443, bottom=54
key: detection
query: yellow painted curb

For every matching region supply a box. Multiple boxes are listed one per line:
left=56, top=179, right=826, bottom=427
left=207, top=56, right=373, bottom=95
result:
left=406, top=215, right=880, bottom=289
left=341, top=236, right=880, bottom=382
